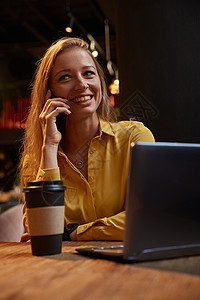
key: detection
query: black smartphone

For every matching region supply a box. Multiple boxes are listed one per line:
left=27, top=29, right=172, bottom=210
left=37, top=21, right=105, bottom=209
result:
left=51, top=92, right=67, bottom=134
left=56, top=112, right=66, bottom=134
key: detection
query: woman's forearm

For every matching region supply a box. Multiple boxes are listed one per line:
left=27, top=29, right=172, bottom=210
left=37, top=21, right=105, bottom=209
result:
left=40, top=144, right=59, bottom=169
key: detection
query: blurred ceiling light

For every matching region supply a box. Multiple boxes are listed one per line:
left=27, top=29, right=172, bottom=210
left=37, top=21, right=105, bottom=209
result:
left=65, top=12, right=74, bottom=33
left=114, top=70, right=119, bottom=85
left=109, top=70, right=120, bottom=95
left=90, top=40, right=95, bottom=51
left=114, top=79, right=119, bottom=85
left=65, top=26, right=72, bottom=33
left=107, top=60, right=114, bottom=76
left=90, top=40, right=98, bottom=57
left=105, top=19, right=115, bottom=76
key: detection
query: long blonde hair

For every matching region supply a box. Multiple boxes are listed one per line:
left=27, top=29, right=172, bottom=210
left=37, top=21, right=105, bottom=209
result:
left=19, top=37, right=116, bottom=184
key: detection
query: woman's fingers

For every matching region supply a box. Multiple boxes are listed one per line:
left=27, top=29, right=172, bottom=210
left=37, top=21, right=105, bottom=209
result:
left=42, top=98, right=69, bottom=114
left=40, top=98, right=71, bottom=124
left=43, top=89, right=70, bottom=111
left=39, top=101, right=71, bottom=124
left=46, top=106, right=71, bottom=121
left=42, top=90, right=71, bottom=115
left=39, top=90, right=72, bottom=145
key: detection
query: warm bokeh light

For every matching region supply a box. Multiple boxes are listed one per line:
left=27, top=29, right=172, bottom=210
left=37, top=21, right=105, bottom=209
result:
left=92, top=50, right=98, bottom=57
left=65, top=26, right=72, bottom=33
left=114, top=79, right=119, bottom=85
left=109, top=79, right=120, bottom=95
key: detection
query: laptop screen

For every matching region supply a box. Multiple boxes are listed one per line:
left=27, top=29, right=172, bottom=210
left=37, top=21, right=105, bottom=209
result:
left=123, top=142, right=200, bottom=261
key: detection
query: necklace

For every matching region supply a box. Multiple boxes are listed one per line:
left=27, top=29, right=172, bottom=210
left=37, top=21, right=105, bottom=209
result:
left=66, top=142, right=90, bottom=179
left=67, top=152, right=88, bottom=170
left=62, top=138, right=93, bottom=179
left=75, top=160, right=84, bottom=169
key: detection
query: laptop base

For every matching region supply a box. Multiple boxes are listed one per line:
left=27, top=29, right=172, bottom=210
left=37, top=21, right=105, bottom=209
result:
left=76, top=243, right=200, bottom=263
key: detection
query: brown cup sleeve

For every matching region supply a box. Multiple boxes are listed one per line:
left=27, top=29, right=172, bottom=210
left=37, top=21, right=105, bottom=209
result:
left=26, top=206, right=65, bottom=236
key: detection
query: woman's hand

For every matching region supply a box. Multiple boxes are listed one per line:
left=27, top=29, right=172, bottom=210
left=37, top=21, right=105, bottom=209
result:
left=20, top=233, right=30, bottom=242
left=70, top=229, right=77, bottom=241
left=39, top=90, right=71, bottom=147
left=39, top=90, right=71, bottom=169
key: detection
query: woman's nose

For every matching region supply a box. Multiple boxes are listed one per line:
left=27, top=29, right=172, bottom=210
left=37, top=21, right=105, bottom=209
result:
left=74, top=76, right=88, bottom=90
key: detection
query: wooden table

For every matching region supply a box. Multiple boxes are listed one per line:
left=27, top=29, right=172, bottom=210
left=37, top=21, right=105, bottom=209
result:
left=0, top=242, right=200, bottom=300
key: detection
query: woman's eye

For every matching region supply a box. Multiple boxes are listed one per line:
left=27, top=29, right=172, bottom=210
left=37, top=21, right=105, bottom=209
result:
left=84, top=71, right=95, bottom=76
left=59, top=74, right=70, bottom=81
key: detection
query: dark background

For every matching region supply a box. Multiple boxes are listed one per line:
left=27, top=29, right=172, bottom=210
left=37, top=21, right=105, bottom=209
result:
left=115, top=0, right=200, bottom=143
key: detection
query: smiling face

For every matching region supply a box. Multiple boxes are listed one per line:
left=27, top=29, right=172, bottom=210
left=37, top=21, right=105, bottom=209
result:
left=49, top=47, right=102, bottom=119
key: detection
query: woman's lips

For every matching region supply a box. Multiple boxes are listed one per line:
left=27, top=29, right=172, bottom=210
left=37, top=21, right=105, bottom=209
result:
left=71, top=95, right=93, bottom=103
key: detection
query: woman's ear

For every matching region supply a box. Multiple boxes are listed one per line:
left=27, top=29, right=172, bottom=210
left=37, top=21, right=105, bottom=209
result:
left=45, top=89, right=52, bottom=101
left=47, top=89, right=56, bottom=99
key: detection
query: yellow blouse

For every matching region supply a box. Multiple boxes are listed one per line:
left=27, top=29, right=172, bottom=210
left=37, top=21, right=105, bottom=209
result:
left=22, top=119, right=154, bottom=240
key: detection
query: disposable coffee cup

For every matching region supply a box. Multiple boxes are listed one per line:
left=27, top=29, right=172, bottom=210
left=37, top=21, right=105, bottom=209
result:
left=23, top=180, right=66, bottom=256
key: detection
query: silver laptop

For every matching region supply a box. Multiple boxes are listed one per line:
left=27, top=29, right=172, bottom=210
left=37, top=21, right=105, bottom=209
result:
left=76, top=142, right=200, bottom=262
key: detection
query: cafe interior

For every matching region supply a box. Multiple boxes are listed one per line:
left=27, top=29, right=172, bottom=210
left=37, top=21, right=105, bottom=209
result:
left=0, top=1, right=200, bottom=299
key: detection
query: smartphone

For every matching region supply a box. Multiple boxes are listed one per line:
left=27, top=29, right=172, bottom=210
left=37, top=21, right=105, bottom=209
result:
left=56, top=113, right=66, bottom=134
left=51, top=92, right=67, bottom=134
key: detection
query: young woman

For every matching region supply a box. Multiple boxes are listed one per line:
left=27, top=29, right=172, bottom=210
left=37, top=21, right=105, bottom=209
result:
left=20, top=37, right=154, bottom=242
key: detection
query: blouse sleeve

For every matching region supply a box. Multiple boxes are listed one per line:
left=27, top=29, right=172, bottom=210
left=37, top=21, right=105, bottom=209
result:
left=130, top=122, right=155, bottom=143
left=76, top=211, right=125, bottom=241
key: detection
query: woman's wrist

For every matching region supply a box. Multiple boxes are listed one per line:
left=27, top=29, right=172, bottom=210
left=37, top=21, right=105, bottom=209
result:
left=63, top=224, right=79, bottom=241
left=70, top=229, right=77, bottom=241
left=42, top=143, right=58, bottom=153
left=40, top=144, right=59, bottom=169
